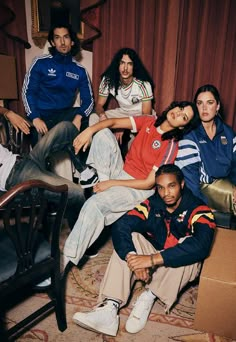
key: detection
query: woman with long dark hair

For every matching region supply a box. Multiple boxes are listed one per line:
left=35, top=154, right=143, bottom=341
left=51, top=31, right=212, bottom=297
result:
left=176, top=84, right=236, bottom=214
left=63, top=100, right=200, bottom=267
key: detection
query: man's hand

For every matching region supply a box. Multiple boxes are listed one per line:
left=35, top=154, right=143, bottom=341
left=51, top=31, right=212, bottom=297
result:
left=99, top=113, right=108, bottom=121
left=73, top=127, right=93, bottom=154
left=72, top=114, right=82, bottom=131
left=127, top=253, right=164, bottom=271
left=127, top=254, right=152, bottom=271
left=133, top=268, right=151, bottom=283
left=33, top=118, right=48, bottom=134
left=6, top=111, right=31, bottom=135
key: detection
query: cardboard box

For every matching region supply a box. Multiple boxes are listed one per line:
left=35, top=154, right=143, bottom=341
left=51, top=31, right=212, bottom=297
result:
left=0, top=55, right=18, bottom=99
left=194, top=227, right=236, bottom=339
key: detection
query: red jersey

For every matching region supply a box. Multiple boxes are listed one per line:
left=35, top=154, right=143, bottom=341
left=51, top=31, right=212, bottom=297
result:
left=123, top=116, right=178, bottom=179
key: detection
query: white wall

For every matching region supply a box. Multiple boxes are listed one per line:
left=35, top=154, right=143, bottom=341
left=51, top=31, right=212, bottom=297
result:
left=24, top=0, right=93, bottom=79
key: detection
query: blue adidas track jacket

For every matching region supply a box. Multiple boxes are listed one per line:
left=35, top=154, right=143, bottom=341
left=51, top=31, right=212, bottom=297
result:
left=175, top=117, right=236, bottom=202
left=22, top=51, right=94, bottom=120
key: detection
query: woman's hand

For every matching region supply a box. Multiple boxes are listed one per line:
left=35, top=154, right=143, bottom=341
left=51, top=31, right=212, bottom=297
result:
left=93, top=180, right=114, bottom=193
left=73, top=127, right=93, bottom=154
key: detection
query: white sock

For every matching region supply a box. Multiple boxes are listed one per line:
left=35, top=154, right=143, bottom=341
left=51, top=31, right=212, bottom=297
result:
left=80, top=167, right=95, bottom=180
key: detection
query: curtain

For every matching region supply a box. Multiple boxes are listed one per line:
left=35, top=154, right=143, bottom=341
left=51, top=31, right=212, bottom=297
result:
left=93, top=0, right=236, bottom=130
left=0, top=0, right=29, bottom=116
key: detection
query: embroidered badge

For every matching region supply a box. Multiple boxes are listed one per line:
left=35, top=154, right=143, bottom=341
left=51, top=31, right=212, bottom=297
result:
left=66, top=72, right=79, bottom=80
left=152, top=140, right=161, bottom=149
left=220, top=136, right=228, bottom=145
left=131, top=97, right=140, bottom=104
left=48, top=68, right=56, bottom=76
left=177, top=210, right=187, bottom=222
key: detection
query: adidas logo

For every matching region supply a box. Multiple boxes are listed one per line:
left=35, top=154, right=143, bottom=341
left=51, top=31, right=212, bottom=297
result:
left=48, top=68, right=56, bottom=76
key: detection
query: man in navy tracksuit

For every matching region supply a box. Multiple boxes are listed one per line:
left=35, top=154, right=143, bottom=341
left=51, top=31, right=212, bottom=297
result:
left=22, top=24, right=94, bottom=148
left=73, top=164, right=216, bottom=336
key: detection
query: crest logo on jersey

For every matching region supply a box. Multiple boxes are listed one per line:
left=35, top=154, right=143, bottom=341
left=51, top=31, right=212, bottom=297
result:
left=220, top=136, right=228, bottom=145
left=131, top=96, right=140, bottom=104
left=152, top=140, right=161, bottom=149
left=48, top=68, right=56, bottom=76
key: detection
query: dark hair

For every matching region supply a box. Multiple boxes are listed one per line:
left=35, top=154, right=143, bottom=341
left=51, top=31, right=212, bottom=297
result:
left=155, top=164, right=184, bottom=184
left=154, top=101, right=200, bottom=141
left=194, top=84, right=224, bottom=118
left=101, top=48, right=154, bottom=96
left=47, top=24, right=80, bottom=56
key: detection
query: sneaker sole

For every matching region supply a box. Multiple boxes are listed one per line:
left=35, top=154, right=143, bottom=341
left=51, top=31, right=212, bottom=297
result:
left=80, top=179, right=99, bottom=189
left=73, top=316, right=117, bottom=336
left=85, top=252, right=99, bottom=258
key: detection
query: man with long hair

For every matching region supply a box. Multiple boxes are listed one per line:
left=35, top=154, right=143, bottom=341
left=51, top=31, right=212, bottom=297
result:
left=23, top=24, right=94, bottom=145
left=22, top=24, right=96, bottom=187
left=90, top=48, right=155, bottom=145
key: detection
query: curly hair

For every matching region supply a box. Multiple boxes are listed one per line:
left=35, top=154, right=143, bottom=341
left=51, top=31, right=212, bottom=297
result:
left=101, top=48, right=154, bottom=95
left=154, top=101, right=200, bottom=141
left=47, top=24, right=81, bottom=56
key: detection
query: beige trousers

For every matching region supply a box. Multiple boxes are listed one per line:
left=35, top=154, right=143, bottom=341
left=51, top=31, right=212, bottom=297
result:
left=98, top=233, right=201, bottom=312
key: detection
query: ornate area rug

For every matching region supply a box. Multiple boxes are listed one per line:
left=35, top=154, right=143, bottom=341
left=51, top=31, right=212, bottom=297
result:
left=5, top=226, right=235, bottom=342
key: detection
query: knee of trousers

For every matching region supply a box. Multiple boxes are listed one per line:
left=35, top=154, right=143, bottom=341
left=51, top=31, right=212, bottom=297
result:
left=93, top=128, right=119, bottom=151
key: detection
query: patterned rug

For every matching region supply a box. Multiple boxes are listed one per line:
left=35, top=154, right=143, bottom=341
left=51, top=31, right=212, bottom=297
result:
left=5, top=226, right=235, bottom=342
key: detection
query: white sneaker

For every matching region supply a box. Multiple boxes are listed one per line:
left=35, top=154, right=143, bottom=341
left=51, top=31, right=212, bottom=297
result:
left=125, top=290, right=155, bottom=334
left=73, top=301, right=119, bottom=336
left=79, top=167, right=99, bottom=189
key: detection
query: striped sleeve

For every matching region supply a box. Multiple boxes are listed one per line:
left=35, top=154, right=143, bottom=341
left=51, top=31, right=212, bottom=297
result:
left=175, top=139, right=204, bottom=200
left=136, top=80, right=153, bottom=101
left=175, top=139, right=201, bottom=168
left=127, top=199, right=151, bottom=220
left=98, top=77, right=110, bottom=97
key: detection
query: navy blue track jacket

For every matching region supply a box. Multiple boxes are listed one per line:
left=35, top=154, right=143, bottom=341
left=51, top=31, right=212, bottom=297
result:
left=112, top=187, right=216, bottom=268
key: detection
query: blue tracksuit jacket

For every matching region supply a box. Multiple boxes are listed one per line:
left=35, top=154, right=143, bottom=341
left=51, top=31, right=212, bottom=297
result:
left=22, top=51, right=94, bottom=120
left=175, top=117, right=236, bottom=202
left=112, top=187, right=215, bottom=268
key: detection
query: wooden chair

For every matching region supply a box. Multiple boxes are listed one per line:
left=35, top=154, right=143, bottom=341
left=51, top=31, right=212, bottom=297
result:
left=0, top=180, right=68, bottom=341
left=0, top=114, right=29, bottom=154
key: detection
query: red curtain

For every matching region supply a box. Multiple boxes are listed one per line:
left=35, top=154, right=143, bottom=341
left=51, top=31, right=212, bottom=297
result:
left=93, top=0, right=236, bottom=130
left=0, top=0, right=28, bottom=115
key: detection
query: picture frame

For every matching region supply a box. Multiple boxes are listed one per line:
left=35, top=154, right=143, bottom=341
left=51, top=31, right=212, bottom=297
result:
left=31, top=0, right=84, bottom=48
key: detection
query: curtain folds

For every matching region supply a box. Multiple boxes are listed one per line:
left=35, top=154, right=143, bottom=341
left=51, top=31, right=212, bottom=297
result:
left=93, top=0, right=236, bottom=130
